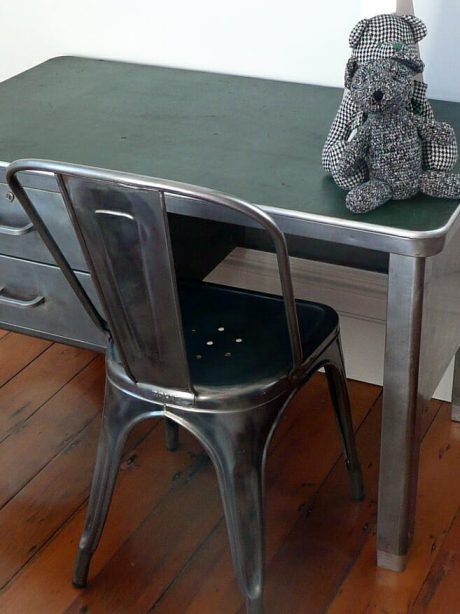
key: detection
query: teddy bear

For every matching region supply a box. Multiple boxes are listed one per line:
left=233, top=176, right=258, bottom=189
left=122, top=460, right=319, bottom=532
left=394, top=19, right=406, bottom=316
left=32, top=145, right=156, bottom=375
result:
left=322, top=13, right=458, bottom=191
left=337, top=53, right=460, bottom=214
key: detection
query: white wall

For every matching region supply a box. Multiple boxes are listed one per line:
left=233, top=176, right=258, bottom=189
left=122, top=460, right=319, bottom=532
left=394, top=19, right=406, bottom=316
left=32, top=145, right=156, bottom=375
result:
left=0, top=1, right=359, bottom=87
left=1, top=2, right=459, bottom=99
left=416, top=0, right=460, bottom=102
left=1, top=2, right=458, bottom=99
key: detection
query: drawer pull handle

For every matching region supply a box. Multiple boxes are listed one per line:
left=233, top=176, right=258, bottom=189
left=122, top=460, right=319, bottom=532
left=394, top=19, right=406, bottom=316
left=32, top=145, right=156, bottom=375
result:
left=0, top=221, right=34, bottom=236
left=0, top=288, right=45, bottom=309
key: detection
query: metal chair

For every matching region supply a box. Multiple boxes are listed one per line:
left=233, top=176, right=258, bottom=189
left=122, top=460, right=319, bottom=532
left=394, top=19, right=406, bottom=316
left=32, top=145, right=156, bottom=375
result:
left=7, top=159, right=364, bottom=614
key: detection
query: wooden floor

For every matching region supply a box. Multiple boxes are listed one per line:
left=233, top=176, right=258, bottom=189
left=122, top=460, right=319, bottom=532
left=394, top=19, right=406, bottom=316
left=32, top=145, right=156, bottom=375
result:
left=0, top=331, right=460, bottom=613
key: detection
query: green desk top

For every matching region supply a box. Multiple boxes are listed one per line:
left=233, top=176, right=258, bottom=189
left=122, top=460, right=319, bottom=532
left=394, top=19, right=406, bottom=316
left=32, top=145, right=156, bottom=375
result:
left=0, top=56, right=459, bottom=240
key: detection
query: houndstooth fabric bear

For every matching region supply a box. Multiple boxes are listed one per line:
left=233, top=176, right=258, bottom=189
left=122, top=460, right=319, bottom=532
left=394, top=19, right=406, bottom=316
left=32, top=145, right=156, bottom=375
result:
left=337, top=55, right=460, bottom=214
left=322, top=14, right=458, bottom=191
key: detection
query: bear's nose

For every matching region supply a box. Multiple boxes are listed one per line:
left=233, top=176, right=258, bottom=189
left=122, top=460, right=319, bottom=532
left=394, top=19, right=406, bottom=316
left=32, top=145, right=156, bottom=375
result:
left=373, top=90, right=384, bottom=102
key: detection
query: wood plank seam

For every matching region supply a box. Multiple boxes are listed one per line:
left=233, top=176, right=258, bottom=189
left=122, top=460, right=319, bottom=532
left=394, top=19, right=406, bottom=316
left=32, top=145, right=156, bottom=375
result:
left=150, top=515, right=225, bottom=611
left=0, top=352, right=99, bottom=447
left=0, top=336, right=52, bottom=390
left=0, top=419, right=162, bottom=592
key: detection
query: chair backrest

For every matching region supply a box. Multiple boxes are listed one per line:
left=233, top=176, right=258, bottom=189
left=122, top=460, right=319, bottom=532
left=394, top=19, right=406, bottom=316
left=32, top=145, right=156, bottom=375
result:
left=7, top=160, right=303, bottom=391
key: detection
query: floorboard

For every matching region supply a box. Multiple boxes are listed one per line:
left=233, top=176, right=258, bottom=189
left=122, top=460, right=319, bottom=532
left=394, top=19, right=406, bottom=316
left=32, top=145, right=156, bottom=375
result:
left=0, top=333, right=458, bottom=613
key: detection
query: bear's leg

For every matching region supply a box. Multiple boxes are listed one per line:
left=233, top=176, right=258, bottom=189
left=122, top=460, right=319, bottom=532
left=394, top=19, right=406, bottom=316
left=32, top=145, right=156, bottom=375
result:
left=419, top=171, right=460, bottom=199
left=346, top=180, right=392, bottom=214
left=332, top=162, right=368, bottom=191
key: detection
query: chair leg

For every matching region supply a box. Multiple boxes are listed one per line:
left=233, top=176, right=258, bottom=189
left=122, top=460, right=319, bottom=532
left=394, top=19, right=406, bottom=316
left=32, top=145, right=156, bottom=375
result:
left=73, top=381, right=152, bottom=588
left=164, top=418, right=179, bottom=451
left=324, top=337, right=364, bottom=501
left=216, top=435, right=265, bottom=614
left=172, top=399, right=286, bottom=614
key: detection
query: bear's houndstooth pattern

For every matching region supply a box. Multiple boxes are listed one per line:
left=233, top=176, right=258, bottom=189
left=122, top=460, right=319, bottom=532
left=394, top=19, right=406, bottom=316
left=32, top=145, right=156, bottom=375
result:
left=322, top=14, right=458, bottom=190
left=337, top=56, right=460, bottom=214
left=349, top=14, right=426, bottom=64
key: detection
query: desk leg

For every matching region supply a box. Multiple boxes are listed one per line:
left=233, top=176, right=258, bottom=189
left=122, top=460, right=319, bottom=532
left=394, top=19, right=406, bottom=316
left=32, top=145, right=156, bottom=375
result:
left=451, top=349, right=460, bottom=422
left=377, top=254, right=425, bottom=572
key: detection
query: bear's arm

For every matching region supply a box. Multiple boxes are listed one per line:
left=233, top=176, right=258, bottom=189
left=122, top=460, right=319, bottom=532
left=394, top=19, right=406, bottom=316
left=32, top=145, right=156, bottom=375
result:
left=335, top=122, right=371, bottom=177
left=322, top=92, right=360, bottom=171
left=411, top=81, right=435, bottom=121
left=412, top=116, right=457, bottom=146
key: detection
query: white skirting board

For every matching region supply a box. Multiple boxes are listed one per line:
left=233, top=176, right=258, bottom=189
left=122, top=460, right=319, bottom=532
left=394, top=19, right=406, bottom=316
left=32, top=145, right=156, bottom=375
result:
left=205, top=247, right=453, bottom=402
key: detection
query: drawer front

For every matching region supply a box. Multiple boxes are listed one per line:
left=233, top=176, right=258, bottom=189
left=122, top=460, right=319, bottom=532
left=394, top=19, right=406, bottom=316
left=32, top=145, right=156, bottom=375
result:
left=0, top=254, right=106, bottom=349
left=0, top=183, right=87, bottom=271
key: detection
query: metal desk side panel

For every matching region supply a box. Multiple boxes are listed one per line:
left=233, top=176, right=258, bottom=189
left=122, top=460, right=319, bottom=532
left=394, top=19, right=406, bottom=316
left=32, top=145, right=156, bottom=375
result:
left=419, top=222, right=460, bottom=401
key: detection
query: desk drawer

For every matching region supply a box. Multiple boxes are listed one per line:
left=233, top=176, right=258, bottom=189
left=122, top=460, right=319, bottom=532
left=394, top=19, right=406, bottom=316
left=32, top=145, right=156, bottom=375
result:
left=0, top=254, right=106, bottom=349
left=1, top=183, right=242, bottom=281
left=0, top=183, right=87, bottom=270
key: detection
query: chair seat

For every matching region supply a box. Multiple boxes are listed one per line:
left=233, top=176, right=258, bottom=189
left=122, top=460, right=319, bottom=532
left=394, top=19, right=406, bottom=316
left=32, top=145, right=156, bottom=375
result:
left=179, top=281, right=339, bottom=387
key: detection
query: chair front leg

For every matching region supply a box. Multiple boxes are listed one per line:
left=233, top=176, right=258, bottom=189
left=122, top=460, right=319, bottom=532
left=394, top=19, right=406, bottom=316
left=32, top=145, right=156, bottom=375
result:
left=73, top=380, right=161, bottom=588
left=171, top=397, right=287, bottom=614
left=451, top=348, right=460, bottom=422
left=216, top=437, right=265, bottom=614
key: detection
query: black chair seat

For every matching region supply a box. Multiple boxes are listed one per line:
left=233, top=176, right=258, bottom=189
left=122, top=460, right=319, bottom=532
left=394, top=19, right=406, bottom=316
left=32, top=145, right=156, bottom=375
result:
left=180, top=281, right=339, bottom=387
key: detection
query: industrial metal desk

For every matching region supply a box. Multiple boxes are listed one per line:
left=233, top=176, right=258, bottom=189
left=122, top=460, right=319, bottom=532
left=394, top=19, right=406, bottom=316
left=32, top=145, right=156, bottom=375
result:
left=1, top=56, right=460, bottom=572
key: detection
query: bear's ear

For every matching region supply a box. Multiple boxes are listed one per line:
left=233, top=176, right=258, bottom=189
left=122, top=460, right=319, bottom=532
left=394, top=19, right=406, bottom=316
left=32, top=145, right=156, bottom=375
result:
left=400, top=15, right=428, bottom=43
left=394, top=55, right=425, bottom=75
left=349, top=18, right=369, bottom=48
left=345, top=57, right=359, bottom=89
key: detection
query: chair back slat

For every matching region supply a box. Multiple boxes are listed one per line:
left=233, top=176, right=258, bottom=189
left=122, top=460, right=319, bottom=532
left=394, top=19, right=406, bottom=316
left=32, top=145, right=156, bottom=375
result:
left=60, top=176, right=191, bottom=388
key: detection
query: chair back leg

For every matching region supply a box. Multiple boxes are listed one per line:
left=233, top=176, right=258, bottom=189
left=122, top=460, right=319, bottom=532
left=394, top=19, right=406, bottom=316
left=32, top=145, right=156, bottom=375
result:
left=164, top=418, right=179, bottom=451
left=324, top=337, right=365, bottom=501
